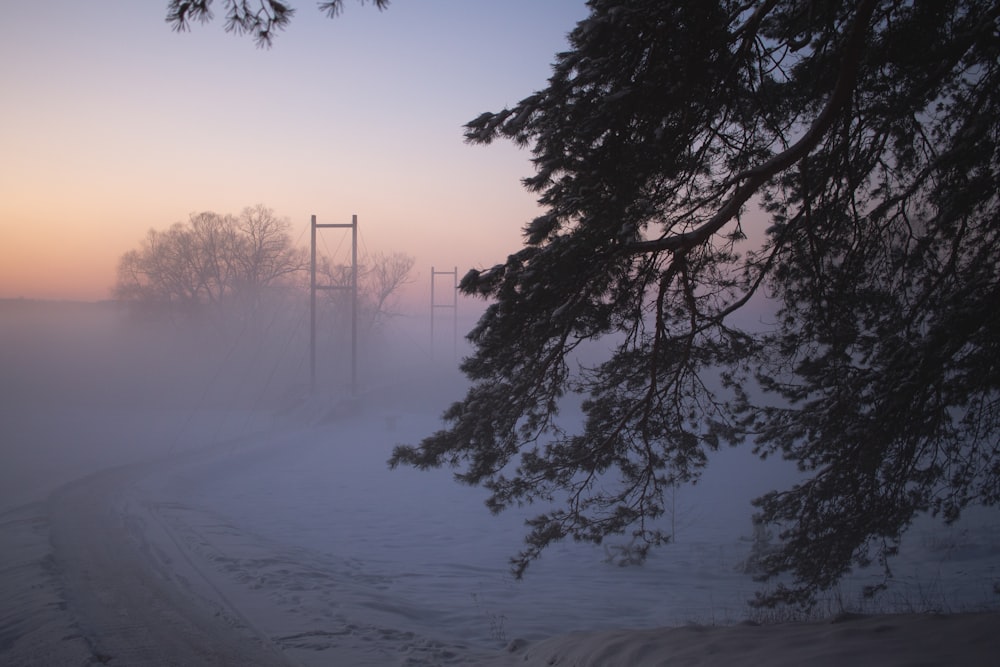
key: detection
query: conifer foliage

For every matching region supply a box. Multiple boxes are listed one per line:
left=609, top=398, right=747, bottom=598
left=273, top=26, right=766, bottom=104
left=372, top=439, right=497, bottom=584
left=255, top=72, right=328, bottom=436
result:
left=169, top=0, right=1000, bottom=604
left=166, top=0, right=389, bottom=47
left=389, top=0, right=1000, bottom=605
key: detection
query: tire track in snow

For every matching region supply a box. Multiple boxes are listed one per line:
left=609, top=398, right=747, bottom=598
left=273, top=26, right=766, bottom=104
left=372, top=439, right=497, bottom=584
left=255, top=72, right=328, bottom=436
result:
left=0, top=503, right=94, bottom=666
left=41, top=436, right=487, bottom=666
left=148, top=499, right=487, bottom=666
left=47, top=464, right=291, bottom=666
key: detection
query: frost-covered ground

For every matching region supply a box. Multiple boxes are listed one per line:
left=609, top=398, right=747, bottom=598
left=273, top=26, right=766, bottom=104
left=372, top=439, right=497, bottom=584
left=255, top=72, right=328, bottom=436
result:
left=2, top=300, right=999, bottom=665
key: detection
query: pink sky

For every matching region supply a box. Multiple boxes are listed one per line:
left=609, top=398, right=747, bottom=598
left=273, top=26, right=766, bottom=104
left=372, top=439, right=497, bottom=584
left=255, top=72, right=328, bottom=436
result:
left=0, top=1, right=589, bottom=302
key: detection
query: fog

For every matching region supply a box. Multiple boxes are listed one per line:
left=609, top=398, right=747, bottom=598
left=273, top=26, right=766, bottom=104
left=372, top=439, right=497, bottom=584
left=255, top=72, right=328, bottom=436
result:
left=2, top=298, right=997, bottom=665
left=0, top=296, right=475, bottom=507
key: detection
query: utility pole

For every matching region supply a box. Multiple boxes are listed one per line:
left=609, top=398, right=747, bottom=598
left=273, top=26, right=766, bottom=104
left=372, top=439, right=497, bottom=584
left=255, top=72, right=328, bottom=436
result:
left=430, top=266, right=458, bottom=361
left=310, top=214, right=359, bottom=396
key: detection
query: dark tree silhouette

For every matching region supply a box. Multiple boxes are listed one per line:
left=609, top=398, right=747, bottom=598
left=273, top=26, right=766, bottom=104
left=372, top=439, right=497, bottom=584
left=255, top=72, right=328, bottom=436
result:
left=170, top=0, right=1000, bottom=606
left=166, top=0, right=389, bottom=47
left=387, top=0, right=1000, bottom=606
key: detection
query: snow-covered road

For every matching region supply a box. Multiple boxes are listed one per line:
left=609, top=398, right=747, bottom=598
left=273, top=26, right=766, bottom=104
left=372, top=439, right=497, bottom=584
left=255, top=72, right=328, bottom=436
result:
left=2, top=396, right=758, bottom=665
left=27, top=409, right=497, bottom=666
left=48, top=461, right=291, bottom=666
left=4, top=303, right=998, bottom=665
left=3, top=393, right=998, bottom=666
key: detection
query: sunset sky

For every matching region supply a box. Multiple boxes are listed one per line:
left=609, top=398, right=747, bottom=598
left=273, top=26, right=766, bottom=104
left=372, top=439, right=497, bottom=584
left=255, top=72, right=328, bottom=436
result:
left=0, top=0, right=589, bottom=302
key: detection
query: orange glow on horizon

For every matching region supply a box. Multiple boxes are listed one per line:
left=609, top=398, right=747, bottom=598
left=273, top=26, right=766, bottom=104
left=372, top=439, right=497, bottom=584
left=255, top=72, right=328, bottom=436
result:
left=0, top=2, right=589, bottom=303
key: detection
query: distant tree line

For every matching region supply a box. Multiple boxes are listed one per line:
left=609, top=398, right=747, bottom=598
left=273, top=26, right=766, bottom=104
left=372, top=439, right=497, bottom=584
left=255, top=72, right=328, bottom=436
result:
left=116, top=205, right=305, bottom=320
left=115, top=204, right=414, bottom=337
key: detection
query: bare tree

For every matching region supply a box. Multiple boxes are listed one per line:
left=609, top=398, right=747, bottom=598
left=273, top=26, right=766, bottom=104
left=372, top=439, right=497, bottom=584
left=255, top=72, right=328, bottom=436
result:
left=316, top=250, right=415, bottom=337
left=115, top=205, right=305, bottom=324
left=232, top=204, right=308, bottom=312
left=364, top=251, right=416, bottom=331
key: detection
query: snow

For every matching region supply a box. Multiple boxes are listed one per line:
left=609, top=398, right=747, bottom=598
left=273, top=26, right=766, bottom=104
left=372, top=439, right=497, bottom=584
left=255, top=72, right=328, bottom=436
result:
left=2, top=300, right=999, bottom=665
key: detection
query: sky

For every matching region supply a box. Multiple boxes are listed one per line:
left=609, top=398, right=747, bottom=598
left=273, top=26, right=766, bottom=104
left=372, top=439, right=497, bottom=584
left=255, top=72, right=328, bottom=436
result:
left=0, top=0, right=590, bottom=302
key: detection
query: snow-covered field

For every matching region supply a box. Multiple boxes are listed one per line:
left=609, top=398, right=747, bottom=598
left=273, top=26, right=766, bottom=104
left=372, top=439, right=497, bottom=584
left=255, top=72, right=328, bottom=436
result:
left=2, top=300, right=999, bottom=665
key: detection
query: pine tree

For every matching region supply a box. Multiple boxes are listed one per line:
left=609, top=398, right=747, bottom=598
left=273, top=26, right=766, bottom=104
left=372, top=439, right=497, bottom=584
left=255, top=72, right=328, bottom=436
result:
left=175, top=0, right=1000, bottom=606
left=389, top=0, right=1000, bottom=606
left=165, top=0, right=389, bottom=47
